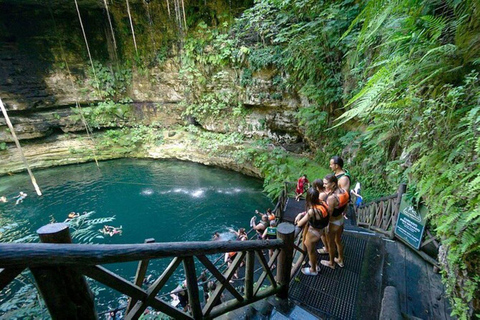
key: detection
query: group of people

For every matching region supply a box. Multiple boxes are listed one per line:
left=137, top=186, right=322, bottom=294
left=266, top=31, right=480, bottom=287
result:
left=294, top=156, right=354, bottom=276
left=0, top=191, right=28, bottom=205
left=250, top=208, right=277, bottom=240
left=221, top=208, right=279, bottom=280
left=170, top=270, right=224, bottom=314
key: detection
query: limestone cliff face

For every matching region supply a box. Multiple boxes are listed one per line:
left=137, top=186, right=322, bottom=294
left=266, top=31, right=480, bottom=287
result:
left=0, top=0, right=303, bottom=176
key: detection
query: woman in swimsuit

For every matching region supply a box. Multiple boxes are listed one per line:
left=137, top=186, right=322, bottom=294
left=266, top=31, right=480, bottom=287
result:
left=321, top=174, right=349, bottom=269
left=313, top=179, right=331, bottom=256
left=295, top=187, right=329, bottom=276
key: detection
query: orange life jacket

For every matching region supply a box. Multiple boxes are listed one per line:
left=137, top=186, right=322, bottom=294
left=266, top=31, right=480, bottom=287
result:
left=309, top=202, right=329, bottom=229
left=332, top=189, right=349, bottom=217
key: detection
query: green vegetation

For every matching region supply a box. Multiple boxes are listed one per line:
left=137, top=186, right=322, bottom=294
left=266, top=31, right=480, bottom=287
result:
left=97, top=126, right=163, bottom=152
left=70, top=98, right=133, bottom=129
left=173, top=0, right=480, bottom=316
left=4, top=0, right=478, bottom=316
left=86, top=61, right=132, bottom=99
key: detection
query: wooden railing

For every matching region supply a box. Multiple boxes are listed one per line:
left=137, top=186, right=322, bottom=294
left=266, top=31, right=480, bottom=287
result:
left=270, top=182, right=289, bottom=221
left=356, top=184, right=406, bottom=239
left=275, top=181, right=309, bottom=277
left=0, top=222, right=295, bottom=319
left=355, top=184, right=440, bottom=268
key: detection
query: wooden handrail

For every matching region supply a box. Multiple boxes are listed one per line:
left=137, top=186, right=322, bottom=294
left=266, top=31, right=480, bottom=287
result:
left=355, top=184, right=440, bottom=268
left=0, top=223, right=295, bottom=320
left=357, top=193, right=397, bottom=209
left=0, top=240, right=284, bottom=268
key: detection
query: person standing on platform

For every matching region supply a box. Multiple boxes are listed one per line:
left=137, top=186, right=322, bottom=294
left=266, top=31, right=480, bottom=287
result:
left=295, top=187, right=329, bottom=276
left=320, top=174, right=349, bottom=269
left=313, top=179, right=331, bottom=256
left=295, top=174, right=310, bottom=201
left=251, top=214, right=269, bottom=239
left=330, top=156, right=351, bottom=197
left=330, top=156, right=352, bottom=221
left=170, top=280, right=189, bottom=312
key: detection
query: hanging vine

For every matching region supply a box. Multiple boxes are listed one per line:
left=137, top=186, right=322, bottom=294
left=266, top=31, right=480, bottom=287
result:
left=103, top=0, right=118, bottom=57
left=49, top=2, right=100, bottom=167
left=125, top=0, right=138, bottom=55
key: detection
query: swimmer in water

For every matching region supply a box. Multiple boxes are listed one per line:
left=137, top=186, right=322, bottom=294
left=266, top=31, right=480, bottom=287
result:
left=102, top=225, right=123, bottom=237
left=14, top=191, right=27, bottom=205
left=68, top=212, right=80, bottom=219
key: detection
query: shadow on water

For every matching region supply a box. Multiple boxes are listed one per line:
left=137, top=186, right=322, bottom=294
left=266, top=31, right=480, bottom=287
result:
left=0, top=159, right=273, bottom=317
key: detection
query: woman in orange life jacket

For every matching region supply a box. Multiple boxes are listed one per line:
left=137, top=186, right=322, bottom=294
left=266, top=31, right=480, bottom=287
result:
left=321, top=174, right=349, bottom=269
left=313, top=179, right=331, bottom=257
left=294, top=186, right=329, bottom=276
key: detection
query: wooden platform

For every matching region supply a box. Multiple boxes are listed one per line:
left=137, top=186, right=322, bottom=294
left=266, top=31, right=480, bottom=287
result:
left=284, top=196, right=452, bottom=320
left=383, top=239, right=452, bottom=319
left=216, top=197, right=453, bottom=319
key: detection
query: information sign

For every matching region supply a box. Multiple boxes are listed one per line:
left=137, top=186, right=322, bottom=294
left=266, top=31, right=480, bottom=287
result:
left=394, top=195, right=427, bottom=250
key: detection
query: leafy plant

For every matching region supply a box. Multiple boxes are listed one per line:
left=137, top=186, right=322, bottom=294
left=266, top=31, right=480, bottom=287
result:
left=86, top=61, right=132, bottom=99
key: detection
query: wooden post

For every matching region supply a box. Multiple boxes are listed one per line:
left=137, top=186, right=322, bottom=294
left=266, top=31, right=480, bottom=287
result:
left=183, top=256, right=202, bottom=319
left=390, top=183, right=407, bottom=239
left=244, top=250, right=255, bottom=300
left=126, top=238, right=155, bottom=313
left=30, top=223, right=97, bottom=320
left=276, top=222, right=294, bottom=299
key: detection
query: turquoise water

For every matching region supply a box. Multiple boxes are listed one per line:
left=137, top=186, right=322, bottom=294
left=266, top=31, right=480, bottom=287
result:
left=0, top=159, right=273, bottom=316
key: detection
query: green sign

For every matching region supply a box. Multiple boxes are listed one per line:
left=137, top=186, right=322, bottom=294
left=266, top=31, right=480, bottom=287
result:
left=394, top=195, right=427, bottom=250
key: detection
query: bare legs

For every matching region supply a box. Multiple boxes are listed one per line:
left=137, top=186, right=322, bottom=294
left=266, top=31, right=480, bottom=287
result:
left=323, top=223, right=344, bottom=268
left=334, top=225, right=344, bottom=266
left=304, top=226, right=322, bottom=272
left=319, top=233, right=330, bottom=254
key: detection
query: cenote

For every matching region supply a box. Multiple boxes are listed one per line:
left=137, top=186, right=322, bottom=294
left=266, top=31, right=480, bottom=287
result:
left=0, top=159, right=273, bottom=317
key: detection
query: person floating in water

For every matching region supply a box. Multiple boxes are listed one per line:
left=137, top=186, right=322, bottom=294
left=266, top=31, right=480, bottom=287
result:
left=13, top=192, right=27, bottom=205
left=101, top=225, right=123, bottom=237
left=212, top=232, right=221, bottom=241
left=0, top=196, right=7, bottom=203
left=68, top=212, right=80, bottom=219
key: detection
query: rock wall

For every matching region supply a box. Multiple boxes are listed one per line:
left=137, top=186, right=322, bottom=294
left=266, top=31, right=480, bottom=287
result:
left=0, top=0, right=304, bottom=176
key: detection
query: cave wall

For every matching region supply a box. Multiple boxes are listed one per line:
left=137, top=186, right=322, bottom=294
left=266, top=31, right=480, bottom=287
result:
left=0, top=0, right=304, bottom=171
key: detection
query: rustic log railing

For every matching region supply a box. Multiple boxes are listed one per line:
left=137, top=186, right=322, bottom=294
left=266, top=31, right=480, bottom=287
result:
left=0, top=222, right=295, bottom=320
left=271, top=181, right=308, bottom=277
left=355, top=184, right=440, bottom=268
left=356, top=184, right=407, bottom=239
left=271, top=182, right=289, bottom=221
